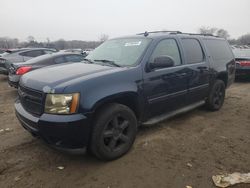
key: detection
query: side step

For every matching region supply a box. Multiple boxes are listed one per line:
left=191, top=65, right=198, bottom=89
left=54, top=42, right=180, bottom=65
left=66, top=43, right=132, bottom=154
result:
left=142, top=101, right=205, bottom=126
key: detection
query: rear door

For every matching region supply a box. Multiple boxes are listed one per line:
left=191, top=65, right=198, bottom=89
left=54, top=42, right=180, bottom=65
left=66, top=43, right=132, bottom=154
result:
left=180, top=38, right=210, bottom=104
left=143, top=38, right=189, bottom=118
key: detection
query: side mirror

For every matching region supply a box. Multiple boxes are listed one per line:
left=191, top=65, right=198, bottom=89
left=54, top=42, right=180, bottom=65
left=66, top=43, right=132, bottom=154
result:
left=149, top=56, right=175, bottom=70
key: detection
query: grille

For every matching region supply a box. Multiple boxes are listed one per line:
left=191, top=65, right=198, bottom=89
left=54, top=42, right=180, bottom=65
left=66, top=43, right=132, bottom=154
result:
left=18, top=85, right=44, bottom=116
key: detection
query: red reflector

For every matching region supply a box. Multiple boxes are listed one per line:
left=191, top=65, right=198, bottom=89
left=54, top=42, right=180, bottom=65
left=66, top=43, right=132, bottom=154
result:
left=240, top=61, right=250, bottom=67
left=16, top=66, right=32, bottom=75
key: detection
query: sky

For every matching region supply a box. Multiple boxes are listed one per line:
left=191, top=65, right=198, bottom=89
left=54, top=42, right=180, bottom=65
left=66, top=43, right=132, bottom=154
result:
left=0, top=0, right=250, bottom=42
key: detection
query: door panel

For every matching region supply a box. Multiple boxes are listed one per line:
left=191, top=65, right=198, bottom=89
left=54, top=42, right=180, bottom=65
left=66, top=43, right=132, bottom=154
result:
left=186, top=63, right=210, bottom=104
left=180, top=38, right=210, bottom=104
left=144, top=67, right=189, bottom=118
left=143, top=38, right=188, bottom=119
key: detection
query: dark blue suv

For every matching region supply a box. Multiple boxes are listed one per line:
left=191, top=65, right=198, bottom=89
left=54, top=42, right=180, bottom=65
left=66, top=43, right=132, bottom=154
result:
left=15, top=31, right=235, bottom=160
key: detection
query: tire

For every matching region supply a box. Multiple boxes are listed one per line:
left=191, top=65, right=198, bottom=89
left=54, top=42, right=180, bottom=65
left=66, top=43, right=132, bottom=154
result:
left=90, top=103, right=137, bottom=161
left=206, top=80, right=226, bottom=111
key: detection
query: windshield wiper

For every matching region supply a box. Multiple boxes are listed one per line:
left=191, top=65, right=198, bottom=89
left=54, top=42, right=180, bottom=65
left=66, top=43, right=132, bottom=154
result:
left=94, top=59, right=121, bottom=67
left=83, top=58, right=94, bottom=64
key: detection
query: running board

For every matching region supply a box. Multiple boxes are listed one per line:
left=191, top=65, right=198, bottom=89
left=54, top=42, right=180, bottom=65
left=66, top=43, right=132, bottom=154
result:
left=142, top=101, right=205, bottom=126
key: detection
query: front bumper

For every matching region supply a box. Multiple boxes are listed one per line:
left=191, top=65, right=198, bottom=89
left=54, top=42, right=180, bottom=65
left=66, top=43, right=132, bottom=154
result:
left=15, top=100, right=92, bottom=150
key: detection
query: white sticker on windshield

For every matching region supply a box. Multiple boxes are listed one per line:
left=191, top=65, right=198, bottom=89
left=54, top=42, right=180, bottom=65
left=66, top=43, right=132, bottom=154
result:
left=125, top=41, right=142, bottom=47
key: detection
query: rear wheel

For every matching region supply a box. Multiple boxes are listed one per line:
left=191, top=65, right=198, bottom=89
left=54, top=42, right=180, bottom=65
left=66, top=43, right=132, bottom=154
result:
left=206, top=80, right=226, bottom=111
left=90, top=103, right=137, bottom=161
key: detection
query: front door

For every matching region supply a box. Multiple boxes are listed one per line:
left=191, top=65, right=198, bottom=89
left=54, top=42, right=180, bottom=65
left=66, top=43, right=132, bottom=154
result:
left=143, top=38, right=189, bottom=119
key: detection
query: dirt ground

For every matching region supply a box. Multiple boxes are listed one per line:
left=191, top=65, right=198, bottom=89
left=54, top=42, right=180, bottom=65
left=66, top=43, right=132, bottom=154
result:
left=0, top=75, right=250, bottom=188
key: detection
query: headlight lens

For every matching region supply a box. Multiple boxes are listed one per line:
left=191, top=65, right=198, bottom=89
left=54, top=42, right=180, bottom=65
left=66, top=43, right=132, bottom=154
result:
left=45, top=93, right=80, bottom=114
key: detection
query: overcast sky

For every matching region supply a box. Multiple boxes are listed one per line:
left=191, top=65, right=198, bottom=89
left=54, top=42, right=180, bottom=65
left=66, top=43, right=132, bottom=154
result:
left=0, top=0, right=249, bottom=42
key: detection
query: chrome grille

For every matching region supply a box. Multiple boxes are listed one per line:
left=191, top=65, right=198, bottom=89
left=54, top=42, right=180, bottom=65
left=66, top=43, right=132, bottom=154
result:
left=18, top=85, right=44, bottom=116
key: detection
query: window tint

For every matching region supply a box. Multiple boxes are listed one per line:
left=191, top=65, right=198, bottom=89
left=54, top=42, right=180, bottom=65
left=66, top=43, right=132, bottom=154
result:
left=150, top=39, right=181, bottom=66
left=182, top=39, right=204, bottom=64
left=205, top=39, right=234, bottom=61
left=54, top=56, right=66, bottom=64
left=65, top=55, right=84, bottom=62
left=20, top=50, right=44, bottom=57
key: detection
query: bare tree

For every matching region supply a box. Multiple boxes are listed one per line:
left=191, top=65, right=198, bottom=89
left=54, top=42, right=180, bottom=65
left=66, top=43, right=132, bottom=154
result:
left=199, top=26, right=217, bottom=35
left=54, top=39, right=67, bottom=50
left=27, top=35, right=35, bottom=43
left=198, top=27, right=230, bottom=39
left=238, top=33, right=250, bottom=45
left=216, top=29, right=230, bottom=39
left=99, top=34, right=109, bottom=42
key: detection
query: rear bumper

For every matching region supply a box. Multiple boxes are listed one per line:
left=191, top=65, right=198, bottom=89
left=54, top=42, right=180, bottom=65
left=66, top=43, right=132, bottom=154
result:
left=8, top=74, right=20, bottom=88
left=236, top=68, right=250, bottom=76
left=0, top=67, right=8, bottom=75
left=15, top=99, right=93, bottom=151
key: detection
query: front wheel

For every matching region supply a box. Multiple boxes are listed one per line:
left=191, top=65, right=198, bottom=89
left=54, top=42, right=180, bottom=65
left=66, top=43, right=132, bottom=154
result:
left=90, top=103, right=137, bottom=161
left=206, top=80, right=226, bottom=111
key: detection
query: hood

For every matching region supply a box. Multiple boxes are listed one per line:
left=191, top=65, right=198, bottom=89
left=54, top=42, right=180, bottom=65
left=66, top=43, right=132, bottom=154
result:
left=20, top=62, right=117, bottom=92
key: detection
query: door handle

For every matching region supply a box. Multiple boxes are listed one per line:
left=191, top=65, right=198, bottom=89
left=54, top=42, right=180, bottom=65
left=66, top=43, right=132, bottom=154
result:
left=198, top=66, right=208, bottom=73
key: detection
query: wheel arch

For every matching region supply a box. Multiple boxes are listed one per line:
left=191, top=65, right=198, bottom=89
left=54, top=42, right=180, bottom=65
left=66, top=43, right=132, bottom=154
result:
left=91, top=92, right=143, bottom=120
left=216, top=72, right=228, bottom=87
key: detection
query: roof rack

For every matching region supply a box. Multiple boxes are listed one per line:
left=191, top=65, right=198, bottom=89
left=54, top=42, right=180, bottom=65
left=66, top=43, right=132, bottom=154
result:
left=181, top=32, right=218, bottom=37
left=137, top=31, right=182, bottom=37
left=137, top=31, right=218, bottom=37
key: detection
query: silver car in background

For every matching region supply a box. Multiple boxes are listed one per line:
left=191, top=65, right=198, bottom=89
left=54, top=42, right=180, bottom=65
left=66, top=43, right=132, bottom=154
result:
left=0, top=48, right=57, bottom=74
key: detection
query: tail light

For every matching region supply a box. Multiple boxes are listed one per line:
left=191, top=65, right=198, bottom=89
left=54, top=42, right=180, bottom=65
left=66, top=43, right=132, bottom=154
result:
left=239, top=61, right=250, bottom=67
left=16, top=66, right=32, bottom=75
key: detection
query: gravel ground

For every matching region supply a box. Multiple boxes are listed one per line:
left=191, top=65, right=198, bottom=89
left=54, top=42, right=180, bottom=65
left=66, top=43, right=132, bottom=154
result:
left=0, top=75, right=250, bottom=188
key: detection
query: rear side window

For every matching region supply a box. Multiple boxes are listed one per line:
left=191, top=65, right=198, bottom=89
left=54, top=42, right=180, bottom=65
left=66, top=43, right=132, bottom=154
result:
left=54, top=56, right=66, bottom=64
left=182, top=39, right=204, bottom=64
left=20, top=50, right=44, bottom=57
left=65, top=55, right=84, bottom=62
left=204, top=39, right=234, bottom=61
left=150, top=39, right=181, bottom=66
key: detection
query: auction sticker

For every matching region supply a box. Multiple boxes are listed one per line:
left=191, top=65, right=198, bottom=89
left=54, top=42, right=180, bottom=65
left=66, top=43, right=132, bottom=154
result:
left=125, top=41, right=141, bottom=47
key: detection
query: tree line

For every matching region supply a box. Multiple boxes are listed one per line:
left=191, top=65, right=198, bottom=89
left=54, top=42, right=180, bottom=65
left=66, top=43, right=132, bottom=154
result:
left=198, top=26, right=250, bottom=45
left=0, top=28, right=250, bottom=49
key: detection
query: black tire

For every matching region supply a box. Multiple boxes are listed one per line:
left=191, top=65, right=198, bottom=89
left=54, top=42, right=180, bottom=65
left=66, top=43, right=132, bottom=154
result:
left=206, top=80, right=226, bottom=111
left=90, top=103, right=137, bottom=161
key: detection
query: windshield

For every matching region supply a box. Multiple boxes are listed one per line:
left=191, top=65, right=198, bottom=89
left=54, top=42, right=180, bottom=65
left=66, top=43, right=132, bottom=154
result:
left=86, top=38, right=151, bottom=66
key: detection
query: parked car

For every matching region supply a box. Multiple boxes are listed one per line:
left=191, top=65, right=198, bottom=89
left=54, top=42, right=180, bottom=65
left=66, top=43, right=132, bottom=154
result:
left=0, top=48, right=57, bottom=75
left=15, top=31, right=235, bottom=160
left=62, top=49, right=92, bottom=57
left=0, top=49, right=5, bottom=56
left=233, top=49, right=250, bottom=77
left=8, top=52, right=85, bottom=88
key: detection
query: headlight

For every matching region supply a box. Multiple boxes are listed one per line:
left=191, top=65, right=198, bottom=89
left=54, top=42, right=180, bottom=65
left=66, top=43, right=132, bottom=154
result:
left=45, top=93, right=80, bottom=114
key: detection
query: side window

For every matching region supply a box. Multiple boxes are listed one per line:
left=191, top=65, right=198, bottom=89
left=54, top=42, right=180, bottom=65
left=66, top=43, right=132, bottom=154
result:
left=150, top=39, right=181, bottom=66
left=20, top=50, right=44, bottom=57
left=54, top=56, right=66, bottom=64
left=65, top=55, right=84, bottom=62
left=204, top=39, right=233, bottom=61
left=181, top=39, right=204, bottom=64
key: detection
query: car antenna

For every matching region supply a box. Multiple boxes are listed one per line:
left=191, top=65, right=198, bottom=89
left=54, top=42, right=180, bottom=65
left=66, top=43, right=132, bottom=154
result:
left=144, top=31, right=149, bottom=37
